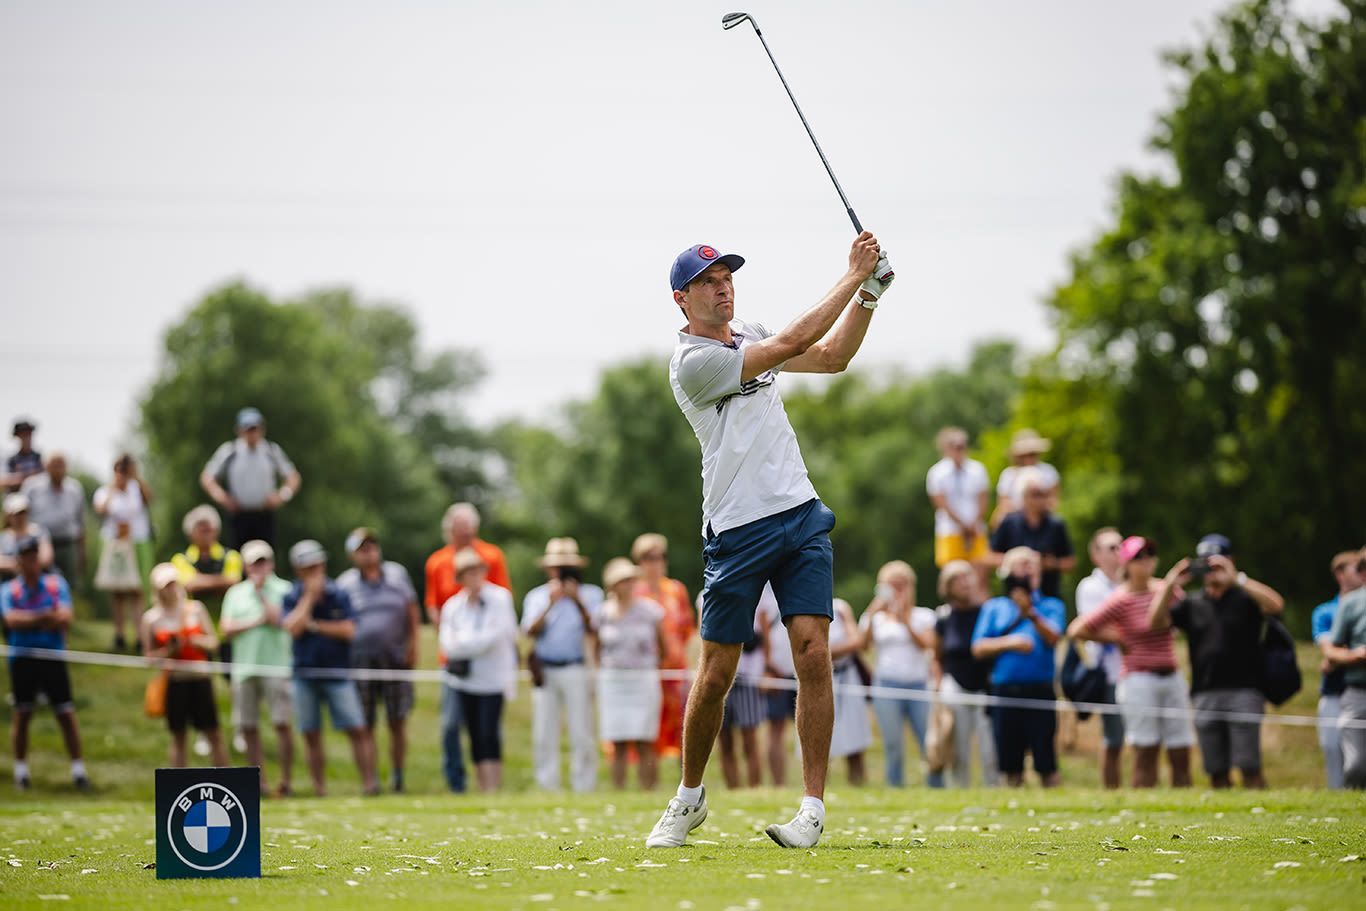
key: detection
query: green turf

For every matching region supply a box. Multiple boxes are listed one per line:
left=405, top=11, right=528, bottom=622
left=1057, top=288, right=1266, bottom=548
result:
left=2, top=789, right=1363, bottom=910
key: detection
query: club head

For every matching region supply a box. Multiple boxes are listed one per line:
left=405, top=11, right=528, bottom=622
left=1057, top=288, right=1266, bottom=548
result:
left=721, top=12, right=753, bottom=30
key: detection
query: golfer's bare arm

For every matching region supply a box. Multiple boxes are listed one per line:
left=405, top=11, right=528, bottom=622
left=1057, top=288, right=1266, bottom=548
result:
left=742, top=232, right=880, bottom=381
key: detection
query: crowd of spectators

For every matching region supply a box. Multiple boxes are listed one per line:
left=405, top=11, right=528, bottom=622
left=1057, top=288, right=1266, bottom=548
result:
left=4, top=413, right=1366, bottom=794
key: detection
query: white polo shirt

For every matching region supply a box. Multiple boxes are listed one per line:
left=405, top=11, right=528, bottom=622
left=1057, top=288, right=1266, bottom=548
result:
left=925, top=457, right=990, bottom=536
left=670, top=319, right=817, bottom=538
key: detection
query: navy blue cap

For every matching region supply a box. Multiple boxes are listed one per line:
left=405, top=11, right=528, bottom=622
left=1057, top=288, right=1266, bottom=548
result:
left=670, top=244, right=745, bottom=292
left=1196, top=533, right=1233, bottom=557
left=15, top=535, right=40, bottom=556
left=236, top=407, right=264, bottom=429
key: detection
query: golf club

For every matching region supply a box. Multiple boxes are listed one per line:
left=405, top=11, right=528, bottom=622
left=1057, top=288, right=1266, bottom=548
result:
left=722, top=11, right=864, bottom=234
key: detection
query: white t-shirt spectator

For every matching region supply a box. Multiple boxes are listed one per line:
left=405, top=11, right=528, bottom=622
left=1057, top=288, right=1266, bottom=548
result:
left=997, top=462, right=1061, bottom=501
left=92, top=480, right=151, bottom=541
left=1075, top=568, right=1122, bottom=683
left=925, top=457, right=990, bottom=536
left=859, top=606, right=937, bottom=684
left=670, top=319, right=818, bottom=537
left=756, top=583, right=794, bottom=677
left=438, top=583, right=518, bottom=695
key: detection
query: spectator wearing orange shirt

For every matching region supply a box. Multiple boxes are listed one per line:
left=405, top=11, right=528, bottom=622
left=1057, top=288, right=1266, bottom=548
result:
left=632, top=533, right=695, bottom=762
left=424, top=502, right=510, bottom=793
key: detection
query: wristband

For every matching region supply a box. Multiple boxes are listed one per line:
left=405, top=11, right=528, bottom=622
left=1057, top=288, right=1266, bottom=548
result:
left=1236, top=571, right=1248, bottom=587
left=278, top=486, right=294, bottom=503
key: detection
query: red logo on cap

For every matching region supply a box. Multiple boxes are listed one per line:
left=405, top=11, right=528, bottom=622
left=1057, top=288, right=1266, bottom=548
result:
left=698, top=246, right=718, bottom=260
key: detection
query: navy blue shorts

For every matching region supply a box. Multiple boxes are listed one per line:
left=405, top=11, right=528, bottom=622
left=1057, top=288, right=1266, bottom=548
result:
left=699, top=498, right=836, bottom=645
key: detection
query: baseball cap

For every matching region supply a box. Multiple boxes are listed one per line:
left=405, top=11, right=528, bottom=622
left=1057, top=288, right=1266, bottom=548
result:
left=670, top=244, right=745, bottom=292
left=1196, top=534, right=1233, bottom=558
left=241, top=540, right=274, bottom=565
left=1119, top=536, right=1156, bottom=563
left=345, top=527, right=378, bottom=555
left=235, top=407, right=264, bottom=430
left=14, top=535, right=40, bottom=556
left=289, top=539, right=327, bottom=568
left=3, top=493, right=29, bottom=515
left=12, top=417, right=36, bottom=435
left=150, top=562, right=182, bottom=591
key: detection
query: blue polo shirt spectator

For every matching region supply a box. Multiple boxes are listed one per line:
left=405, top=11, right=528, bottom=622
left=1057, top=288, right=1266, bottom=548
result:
left=2, top=571, right=70, bottom=655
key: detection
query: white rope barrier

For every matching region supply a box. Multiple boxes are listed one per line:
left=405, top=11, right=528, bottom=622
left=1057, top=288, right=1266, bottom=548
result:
left=4, top=643, right=1362, bottom=730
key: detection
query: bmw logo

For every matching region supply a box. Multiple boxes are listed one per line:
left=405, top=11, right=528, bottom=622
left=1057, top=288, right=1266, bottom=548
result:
left=166, top=782, right=250, bottom=872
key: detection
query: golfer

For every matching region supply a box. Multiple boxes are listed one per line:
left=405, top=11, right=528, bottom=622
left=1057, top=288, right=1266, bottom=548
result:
left=647, top=232, right=891, bottom=849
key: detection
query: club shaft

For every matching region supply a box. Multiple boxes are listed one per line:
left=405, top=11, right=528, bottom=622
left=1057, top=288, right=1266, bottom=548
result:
left=751, top=28, right=863, bottom=234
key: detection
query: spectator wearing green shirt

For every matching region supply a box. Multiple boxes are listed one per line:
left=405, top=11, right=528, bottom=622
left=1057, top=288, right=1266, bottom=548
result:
left=1326, top=548, right=1366, bottom=790
left=220, top=539, right=295, bottom=795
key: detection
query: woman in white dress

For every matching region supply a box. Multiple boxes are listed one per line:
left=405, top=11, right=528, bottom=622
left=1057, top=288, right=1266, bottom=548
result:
left=829, top=597, right=872, bottom=784
left=595, top=558, right=666, bottom=790
left=93, top=454, right=154, bottom=651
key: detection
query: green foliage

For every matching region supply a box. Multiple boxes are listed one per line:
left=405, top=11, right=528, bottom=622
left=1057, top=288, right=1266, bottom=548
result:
left=138, top=282, right=486, bottom=583
left=1017, top=0, right=1366, bottom=627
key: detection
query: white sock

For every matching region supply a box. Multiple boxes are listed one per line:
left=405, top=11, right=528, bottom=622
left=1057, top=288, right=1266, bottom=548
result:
left=800, top=796, right=825, bottom=821
left=70, top=759, right=87, bottom=778
left=14, top=760, right=29, bottom=780
left=676, top=783, right=703, bottom=806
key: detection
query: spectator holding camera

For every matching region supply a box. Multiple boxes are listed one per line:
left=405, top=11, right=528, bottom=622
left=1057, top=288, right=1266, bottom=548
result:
left=1070, top=537, right=1193, bottom=788
left=971, top=547, right=1065, bottom=787
left=522, top=537, right=602, bottom=792
left=1150, top=533, right=1285, bottom=789
left=438, top=547, right=518, bottom=793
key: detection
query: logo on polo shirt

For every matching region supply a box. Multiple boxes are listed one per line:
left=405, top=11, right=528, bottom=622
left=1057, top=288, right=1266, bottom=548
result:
left=166, top=782, right=250, bottom=872
left=698, top=245, right=718, bottom=260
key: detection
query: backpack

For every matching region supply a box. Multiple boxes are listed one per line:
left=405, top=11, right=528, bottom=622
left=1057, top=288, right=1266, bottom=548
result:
left=3, top=574, right=64, bottom=635
left=1060, top=639, right=1109, bottom=720
left=1257, top=615, right=1302, bottom=707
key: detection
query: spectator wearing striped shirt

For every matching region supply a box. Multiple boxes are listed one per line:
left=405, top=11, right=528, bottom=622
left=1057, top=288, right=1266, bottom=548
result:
left=1069, top=536, right=1193, bottom=788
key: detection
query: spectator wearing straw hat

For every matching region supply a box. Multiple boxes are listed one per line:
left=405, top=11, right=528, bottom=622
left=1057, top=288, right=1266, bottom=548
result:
left=1070, top=536, right=1193, bottom=788
left=20, top=453, right=85, bottom=585
left=522, top=537, right=602, bottom=792
left=424, top=502, right=511, bottom=793
left=988, top=467, right=1075, bottom=599
left=932, top=560, right=998, bottom=787
left=1312, top=551, right=1361, bottom=789
left=598, top=557, right=667, bottom=790
left=200, top=408, right=300, bottom=549
left=0, top=493, right=54, bottom=580
left=925, top=427, right=991, bottom=571
left=972, top=547, right=1065, bottom=787
left=220, top=540, right=295, bottom=796
left=438, top=546, right=518, bottom=792
left=337, top=527, right=420, bottom=794
left=3, top=417, right=42, bottom=491
left=1150, top=533, right=1285, bottom=789
left=1326, top=547, right=1366, bottom=789
left=1074, top=527, right=1125, bottom=788
left=991, top=429, right=1060, bottom=527
left=631, top=533, right=695, bottom=765
left=283, top=539, right=378, bottom=796
left=141, top=563, right=229, bottom=768
left=1, top=535, right=89, bottom=790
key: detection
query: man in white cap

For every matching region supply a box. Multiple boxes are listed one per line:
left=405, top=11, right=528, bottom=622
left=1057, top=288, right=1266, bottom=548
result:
left=0, top=493, right=54, bottom=580
left=521, top=537, right=602, bottom=792
left=200, top=408, right=301, bottom=549
left=649, top=231, right=889, bottom=849
left=220, top=540, right=296, bottom=795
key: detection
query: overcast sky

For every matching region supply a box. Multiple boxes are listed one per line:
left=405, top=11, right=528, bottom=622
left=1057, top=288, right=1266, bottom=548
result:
left=0, top=0, right=1337, bottom=471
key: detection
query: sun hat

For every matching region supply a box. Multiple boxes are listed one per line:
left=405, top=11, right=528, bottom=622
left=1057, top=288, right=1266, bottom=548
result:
left=454, top=546, right=488, bottom=576
left=538, top=537, right=589, bottom=568
left=1008, top=428, right=1052, bottom=458
left=3, top=493, right=29, bottom=515
left=602, top=557, right=640, bottom=590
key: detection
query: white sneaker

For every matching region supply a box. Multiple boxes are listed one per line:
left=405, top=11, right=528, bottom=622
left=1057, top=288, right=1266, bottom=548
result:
left=193, top=735, right=211, bottom=758
left=645, top=788, right=709, bottom=848
left=765, top=808, right=823, bottom=848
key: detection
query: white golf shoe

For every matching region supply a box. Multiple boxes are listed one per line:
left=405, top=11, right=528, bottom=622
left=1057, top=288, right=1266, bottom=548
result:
left=645, top=788, right=709, bottom=848
left=765, top=808, right=823, bottom=848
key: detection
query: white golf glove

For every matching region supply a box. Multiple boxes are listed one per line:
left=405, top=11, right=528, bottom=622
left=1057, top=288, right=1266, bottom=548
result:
left=858, top=253, right=895, bottom=308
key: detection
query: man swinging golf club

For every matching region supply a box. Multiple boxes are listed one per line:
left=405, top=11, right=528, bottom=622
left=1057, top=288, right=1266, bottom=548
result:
left=646, top=233, right=894, bottom=849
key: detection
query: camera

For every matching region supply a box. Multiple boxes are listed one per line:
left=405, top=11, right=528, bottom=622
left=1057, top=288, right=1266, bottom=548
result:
left=558, top=566, right=584, bottom=584
left=1187, top=556, right=1211, bottom=582
left=1003, top=575, right=1032, bottom=598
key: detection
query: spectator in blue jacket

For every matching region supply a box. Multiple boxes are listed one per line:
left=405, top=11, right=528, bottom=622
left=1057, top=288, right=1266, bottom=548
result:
left=283, top=539, right=378, bottom=796
left=972, top=547, right=1065, bottom=787
left=1313, top=551, right=1361, bottom=789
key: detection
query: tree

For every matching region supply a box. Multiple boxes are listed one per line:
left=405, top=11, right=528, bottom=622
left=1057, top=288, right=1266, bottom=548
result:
left=1016, top=0, right=1366, bottom=626
left=138, top=282, right=485, bottom=584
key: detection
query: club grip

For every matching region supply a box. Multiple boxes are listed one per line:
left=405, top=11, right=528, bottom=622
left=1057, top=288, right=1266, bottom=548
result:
left=847, top=208, right=864, bottom=234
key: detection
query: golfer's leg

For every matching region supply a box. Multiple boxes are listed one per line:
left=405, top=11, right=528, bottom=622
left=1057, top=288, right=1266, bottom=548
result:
left=681, top=641, right=742, bottom=788
left=787, top=614, right=834, bottom=800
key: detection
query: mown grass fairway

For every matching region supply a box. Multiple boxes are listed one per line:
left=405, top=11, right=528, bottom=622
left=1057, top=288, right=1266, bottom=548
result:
left=2, top=789, right=1363, bottom=910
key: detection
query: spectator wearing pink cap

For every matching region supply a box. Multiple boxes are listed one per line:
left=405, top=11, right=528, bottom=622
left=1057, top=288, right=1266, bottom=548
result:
left=1069, top=537, right=1192, bottom=788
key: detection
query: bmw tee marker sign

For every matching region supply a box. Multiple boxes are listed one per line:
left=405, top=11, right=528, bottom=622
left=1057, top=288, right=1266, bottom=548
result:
left=155, top=767, right=260, bottom=879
